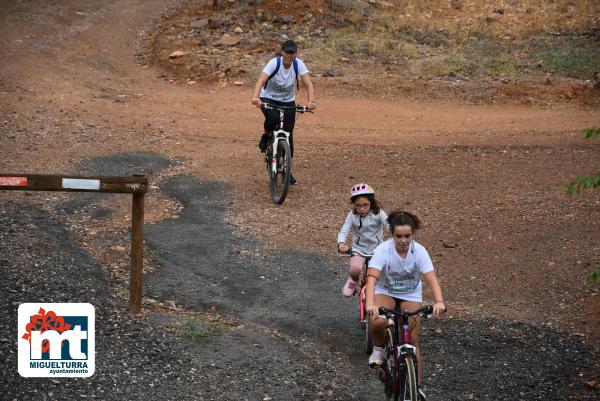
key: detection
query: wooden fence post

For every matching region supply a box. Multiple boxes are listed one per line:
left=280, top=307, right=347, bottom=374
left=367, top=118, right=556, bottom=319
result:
left=0, top=173, right=148, bottom=314
left=129, top=192, right=145, bottom=314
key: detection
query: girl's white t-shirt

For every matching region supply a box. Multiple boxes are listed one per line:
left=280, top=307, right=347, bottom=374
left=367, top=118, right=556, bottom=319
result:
left=260, top=57, right=309, bottom=102
left=368, top=239, right=434, bottom=302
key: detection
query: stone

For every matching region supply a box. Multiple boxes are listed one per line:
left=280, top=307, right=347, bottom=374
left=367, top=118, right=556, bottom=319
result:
left=442, top=240, right=457, bottom=248
left=273, top=15, right=293, bottom=24
left=168, top=50, right=186, bottom=59
left=221, top=34, right=241, bottom=46
left=191, top=19, right=208, bottom=29
left=208, top=17, right=226, bottom=29
left=368, top=0, right=393, bottom=8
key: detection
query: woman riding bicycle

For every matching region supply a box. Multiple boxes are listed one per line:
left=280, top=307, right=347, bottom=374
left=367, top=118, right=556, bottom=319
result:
left=365, top=210, right=445, bottom=401
left=337, top=183, right=388, bottom=297
left=251, top=39, right=316, bottom=185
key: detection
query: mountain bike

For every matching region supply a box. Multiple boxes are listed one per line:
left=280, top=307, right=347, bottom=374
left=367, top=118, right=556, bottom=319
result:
left=339, top=249, right=373, bottom=354
left=376, top=305, right=445, bottom=401
left=261, top=102, right=311, bottom=204
left=358, top=256, right=374, bottom=354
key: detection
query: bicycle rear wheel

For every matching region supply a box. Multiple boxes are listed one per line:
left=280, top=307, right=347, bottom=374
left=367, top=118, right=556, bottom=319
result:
left=269, top=139, right=291, bottom=204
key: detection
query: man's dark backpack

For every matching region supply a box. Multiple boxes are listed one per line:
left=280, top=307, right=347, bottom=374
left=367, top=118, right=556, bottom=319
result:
left=264, top=56, right=299, bottom=90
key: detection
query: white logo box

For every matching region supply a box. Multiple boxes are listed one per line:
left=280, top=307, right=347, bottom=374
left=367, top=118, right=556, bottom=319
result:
left=18, top=303, right=95, bottom=378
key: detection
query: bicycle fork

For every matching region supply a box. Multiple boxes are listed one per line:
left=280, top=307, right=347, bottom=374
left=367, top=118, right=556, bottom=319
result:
left=270, top=136, right=279, bottom=174
left=270, top=109, right=289, bottom=175
left=379, top=323, right=418, bottom=385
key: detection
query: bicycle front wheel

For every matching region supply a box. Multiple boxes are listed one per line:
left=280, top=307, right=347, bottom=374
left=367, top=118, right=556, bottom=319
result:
left=399, top=355, right=418, bottom=401
left=269, top=139, right=291, bottom=204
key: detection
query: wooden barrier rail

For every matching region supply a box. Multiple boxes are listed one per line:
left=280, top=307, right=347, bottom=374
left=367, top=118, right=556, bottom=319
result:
left=0, top=174, right=148, bottom=314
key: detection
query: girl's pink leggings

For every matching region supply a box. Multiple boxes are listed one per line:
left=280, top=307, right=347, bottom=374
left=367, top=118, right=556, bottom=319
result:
left=348, top=254, right=367, bottom=280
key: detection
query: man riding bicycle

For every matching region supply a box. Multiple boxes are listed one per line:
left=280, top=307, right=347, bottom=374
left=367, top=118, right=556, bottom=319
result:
left=251, top=39, right=316, bottom=185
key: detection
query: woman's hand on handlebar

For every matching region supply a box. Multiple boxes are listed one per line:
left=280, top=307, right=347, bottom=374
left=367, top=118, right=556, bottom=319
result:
left=366, top=303, right=379, bottom=320
left=307, top=100, right=316, bottom=110
left=432, top=301, right=446, bottom=317
left=338, top=243, right=349, bottom=253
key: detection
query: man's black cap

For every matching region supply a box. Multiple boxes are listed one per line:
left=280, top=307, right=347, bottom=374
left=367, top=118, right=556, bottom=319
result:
left=282, top=40, right=298, bottom=53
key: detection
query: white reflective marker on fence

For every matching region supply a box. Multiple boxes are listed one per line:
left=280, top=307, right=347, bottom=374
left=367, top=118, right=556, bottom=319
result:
left=62, top=178, right=101, bottom=190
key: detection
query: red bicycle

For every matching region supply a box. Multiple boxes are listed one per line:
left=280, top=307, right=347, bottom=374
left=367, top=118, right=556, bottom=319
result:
left=340, top=249, right=373, bottom=354
left=358, top=256, right=373, bottom=354
left=376, top=305, right=445, bottom=401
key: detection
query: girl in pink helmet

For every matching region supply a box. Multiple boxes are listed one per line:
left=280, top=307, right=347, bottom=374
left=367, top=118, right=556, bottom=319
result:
left=337, top=183, right=388, bottom=297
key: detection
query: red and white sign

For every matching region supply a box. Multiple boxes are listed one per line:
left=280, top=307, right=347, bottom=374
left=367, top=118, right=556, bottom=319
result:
left=0, top=176, right=28, bottom=187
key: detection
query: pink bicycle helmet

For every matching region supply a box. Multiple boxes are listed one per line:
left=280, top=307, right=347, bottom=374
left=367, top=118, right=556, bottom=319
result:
left=350, top=183, right=375, bottom=200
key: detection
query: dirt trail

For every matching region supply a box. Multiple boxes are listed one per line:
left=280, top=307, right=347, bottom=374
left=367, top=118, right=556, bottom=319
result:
left=1, top=1, right=600, bottom=400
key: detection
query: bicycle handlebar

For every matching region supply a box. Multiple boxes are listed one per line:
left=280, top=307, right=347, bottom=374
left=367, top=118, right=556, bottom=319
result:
left=261, top=102, right=314, bottom=114
left=378, top=305, right=447, bottom=318
left=337, top=247, right=373, bottom=259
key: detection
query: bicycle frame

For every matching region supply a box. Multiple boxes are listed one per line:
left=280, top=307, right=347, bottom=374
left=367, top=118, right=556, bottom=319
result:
left=358, top=257, right=371, bottom=323
left=378, top=306, right=435, bottom=401
left=266, top=106, right=289, bottom=176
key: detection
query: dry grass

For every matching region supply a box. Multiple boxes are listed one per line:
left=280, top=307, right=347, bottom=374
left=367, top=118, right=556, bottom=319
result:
left=379, top=0, right=599, bottom=41
left=304, top=0, right=600, bottom=80
left=145, top=0, right=600, bottom=104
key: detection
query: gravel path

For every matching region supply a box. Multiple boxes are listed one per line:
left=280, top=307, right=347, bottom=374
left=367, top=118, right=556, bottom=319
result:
left=1, top=199, right=203, bottom=401
left=1, top=153, right=598, bottom=400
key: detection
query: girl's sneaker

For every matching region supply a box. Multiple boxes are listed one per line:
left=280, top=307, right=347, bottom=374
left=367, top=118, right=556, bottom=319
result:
left=341, top=278, right=357, bottom=297
left=368, top=346, right=384, bottom=367
left=418, top=388, right=427, bottom=401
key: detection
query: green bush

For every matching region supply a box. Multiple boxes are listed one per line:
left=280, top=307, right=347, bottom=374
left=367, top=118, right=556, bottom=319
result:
left=567, top=128, right=600, bottom=283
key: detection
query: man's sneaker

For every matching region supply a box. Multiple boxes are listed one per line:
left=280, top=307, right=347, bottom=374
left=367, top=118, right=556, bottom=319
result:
left=341, top=278, right=356, bottom=297
left=368, top=346, right=385, bottom=367
left=418, top=388, right=427, bottom=401
left=258, top=133, right=269, bottom=152
left=290, top=174, right=297, bottom=185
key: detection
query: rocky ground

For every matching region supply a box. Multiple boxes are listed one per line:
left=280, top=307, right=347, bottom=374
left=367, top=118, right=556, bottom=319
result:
left=2, top=180, right=599, bottom=400
left=143, top=0, right=600, bottom=106
left=1, top=0, right=600, bottom=400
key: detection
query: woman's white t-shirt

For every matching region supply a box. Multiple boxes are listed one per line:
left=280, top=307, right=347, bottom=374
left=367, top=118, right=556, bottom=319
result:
left=368, top=239, right=434, bottom=302
left=260, top=57, right=309, bottom=102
